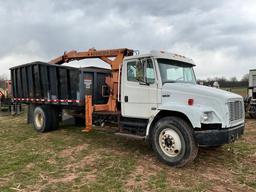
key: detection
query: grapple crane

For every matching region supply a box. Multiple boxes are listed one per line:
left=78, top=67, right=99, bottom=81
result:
left=49, top=48, right=134, bottom=131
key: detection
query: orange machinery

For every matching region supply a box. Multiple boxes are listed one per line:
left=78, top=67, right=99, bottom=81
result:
left=0, top=80, right=12, bottom=99
left=0, top=80, right=12, bottom=111
left=49, top=48, right=134, bottom=131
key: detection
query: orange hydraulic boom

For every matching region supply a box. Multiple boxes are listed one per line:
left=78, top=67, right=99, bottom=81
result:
left=49, top=48, right=134, bottom=131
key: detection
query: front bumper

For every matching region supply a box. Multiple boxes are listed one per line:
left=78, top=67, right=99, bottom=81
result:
left=194, top=123, right=244, bottom=146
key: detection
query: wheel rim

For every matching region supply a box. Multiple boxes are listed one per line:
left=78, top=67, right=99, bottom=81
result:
left=35, top=112, right=44, bottom=129
left=159, top=128, right=182, bottom=157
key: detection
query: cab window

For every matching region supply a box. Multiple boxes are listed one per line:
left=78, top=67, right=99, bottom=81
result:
left=145, top=59, right=155, bottom=84
left=127, top=59, right=155, bottom=84
left=127, top=61, right=137, bottom=82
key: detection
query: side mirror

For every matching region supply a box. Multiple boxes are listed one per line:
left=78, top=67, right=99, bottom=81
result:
left=136, top=59, right=148, bottom=85
left=135, top=60, right=144, bottom=82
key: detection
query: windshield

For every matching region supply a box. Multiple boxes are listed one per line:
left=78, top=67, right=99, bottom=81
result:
left=157, top=59, right=196, bottom=84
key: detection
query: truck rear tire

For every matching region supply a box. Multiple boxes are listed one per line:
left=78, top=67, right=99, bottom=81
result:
left=151, top=117, right=198, bottom=167
left=33, top=105, right=58, bottom=132
left=74, top=117, right=85, bottom=126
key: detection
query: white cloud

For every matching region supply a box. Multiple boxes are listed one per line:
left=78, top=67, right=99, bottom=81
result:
left=0, top=53, right=43, bottom=77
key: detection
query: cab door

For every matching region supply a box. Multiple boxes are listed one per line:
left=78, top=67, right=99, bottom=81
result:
left=121, top=58, right=158, bottom=118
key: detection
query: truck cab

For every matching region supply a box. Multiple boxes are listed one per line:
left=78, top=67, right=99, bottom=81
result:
left=120, top=51, right=244, bottom=166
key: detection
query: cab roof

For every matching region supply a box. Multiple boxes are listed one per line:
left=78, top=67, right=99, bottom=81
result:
left=125, top=50, right=195, bottom=66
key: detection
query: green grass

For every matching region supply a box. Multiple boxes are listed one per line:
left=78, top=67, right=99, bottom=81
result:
left=0, top=113, right=256, bottom=191
left=222, top=87, right=247, bottom=97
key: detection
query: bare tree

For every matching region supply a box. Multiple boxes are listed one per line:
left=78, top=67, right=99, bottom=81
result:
left=0, top=74, right=7, bottom=89
left=230, top=77, right=238, bottom=82
left=241, top=73, right=249, bottom=82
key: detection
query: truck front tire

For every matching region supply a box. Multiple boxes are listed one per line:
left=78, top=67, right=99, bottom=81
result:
left=151, top=117, right=198, bottom=167
left=33, top=105, right=58, bottom=132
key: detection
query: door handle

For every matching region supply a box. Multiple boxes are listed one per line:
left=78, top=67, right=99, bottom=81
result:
left=124, top=96, right=128, bottom=102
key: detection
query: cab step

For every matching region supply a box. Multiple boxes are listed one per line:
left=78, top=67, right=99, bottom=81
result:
left=115, top=132, right=145, bottom=140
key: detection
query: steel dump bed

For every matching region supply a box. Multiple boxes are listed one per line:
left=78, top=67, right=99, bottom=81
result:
left=10, top=61, right=110, bottom=107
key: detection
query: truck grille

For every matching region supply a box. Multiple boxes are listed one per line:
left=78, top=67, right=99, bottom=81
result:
left=228, top=101, right=243, bottom=122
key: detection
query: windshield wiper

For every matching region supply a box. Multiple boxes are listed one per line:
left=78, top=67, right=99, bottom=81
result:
left=163, top=80, right=195, bottom=84
left=163, top=80, right=177, bottom=84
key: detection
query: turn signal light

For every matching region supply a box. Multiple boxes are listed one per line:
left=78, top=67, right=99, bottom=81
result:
left=188, top=99, right=194, bottom=106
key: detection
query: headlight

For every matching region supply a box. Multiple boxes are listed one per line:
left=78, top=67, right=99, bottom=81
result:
left=201, top=112, right=213, bottom=123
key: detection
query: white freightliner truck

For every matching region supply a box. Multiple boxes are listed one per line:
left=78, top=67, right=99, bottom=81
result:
left=11, top=48, right=245, bottom=167
left=244, top=69, right=256, bottom=118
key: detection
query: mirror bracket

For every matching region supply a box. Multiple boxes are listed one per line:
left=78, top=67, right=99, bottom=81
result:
left=136, top=58, right=148, bottom=84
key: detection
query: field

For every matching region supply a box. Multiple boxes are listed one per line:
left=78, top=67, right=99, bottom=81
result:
left=0, top=112, right=256, bottom=192
left=222, top=87, right=247, bottom=97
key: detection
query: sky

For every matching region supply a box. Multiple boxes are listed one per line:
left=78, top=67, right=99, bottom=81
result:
left=0, top=0, right=256, bottom=80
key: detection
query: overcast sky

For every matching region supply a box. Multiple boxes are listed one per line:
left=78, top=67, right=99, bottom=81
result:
left=0, top=0, right=256, bottom=80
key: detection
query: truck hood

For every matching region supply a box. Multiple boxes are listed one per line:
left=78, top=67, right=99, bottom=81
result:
left=162, top=83, right=242, bottom=101
left=161, top=83, right=244, bottom=128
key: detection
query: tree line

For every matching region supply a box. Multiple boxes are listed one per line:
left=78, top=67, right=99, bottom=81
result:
left=197, top=74, right=249, bottom=88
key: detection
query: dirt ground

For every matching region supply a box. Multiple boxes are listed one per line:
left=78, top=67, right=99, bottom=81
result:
left=0, top=113, right=255, bottom=192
